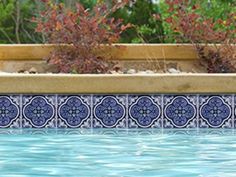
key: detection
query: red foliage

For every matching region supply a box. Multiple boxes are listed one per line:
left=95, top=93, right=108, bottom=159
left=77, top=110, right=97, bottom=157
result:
left=165, top=0, right=236, bottom=73
left=34, top=0, right=130, bottom=73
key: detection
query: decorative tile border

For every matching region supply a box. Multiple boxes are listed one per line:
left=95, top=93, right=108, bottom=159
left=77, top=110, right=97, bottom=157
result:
left=0, top=94, right=235, bottom=129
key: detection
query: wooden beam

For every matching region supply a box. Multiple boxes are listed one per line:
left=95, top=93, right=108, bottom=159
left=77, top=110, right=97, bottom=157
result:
left=0, top=44, right=198, bottom=60
left=0, top=44, right=54, bottom=60
left=112, top=44, right=198, bottom=60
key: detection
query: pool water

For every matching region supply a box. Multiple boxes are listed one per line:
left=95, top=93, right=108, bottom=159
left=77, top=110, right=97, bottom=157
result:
left=0, top=129, right=236, bottom=177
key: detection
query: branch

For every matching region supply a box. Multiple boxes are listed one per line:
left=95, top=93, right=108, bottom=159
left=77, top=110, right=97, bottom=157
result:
left=15, top=0, right=21, bottom=43
left=0, top=28, right=14, bottom=43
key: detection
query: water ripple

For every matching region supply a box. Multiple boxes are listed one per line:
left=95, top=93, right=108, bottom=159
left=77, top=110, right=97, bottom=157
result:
left=0, top=129, right=235, bottom=176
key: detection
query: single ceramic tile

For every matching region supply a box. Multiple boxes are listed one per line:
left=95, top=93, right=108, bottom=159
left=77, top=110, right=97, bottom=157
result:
left=0, top=95, right=21, bottom=128
left=93, top=95, right=126, bottom=128
left=57, top=95, right=91, bottom=128
left=128, top=95, right=162, bottom=128
left=163, top=95, right=197, bottom=128
left=22, top=95, right=56, bottom=128
left=199, top=95, right=233, bottom=128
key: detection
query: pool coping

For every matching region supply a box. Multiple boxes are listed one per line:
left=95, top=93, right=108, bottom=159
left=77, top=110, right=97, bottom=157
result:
left=0, top=73, right=236, bottom=94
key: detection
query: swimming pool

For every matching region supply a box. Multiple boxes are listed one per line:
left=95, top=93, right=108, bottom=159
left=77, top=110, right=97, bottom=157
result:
left=1, top=129, right=235, bottom=177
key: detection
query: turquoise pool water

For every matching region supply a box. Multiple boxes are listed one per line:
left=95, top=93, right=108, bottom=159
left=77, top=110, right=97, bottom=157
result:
left=0, top=129, right=236, bottom=177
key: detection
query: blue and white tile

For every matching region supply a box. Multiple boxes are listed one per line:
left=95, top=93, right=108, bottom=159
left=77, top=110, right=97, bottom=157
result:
left=22, top=95, right=56, bottom=128
left=163, top=95, right=197, bottom=128
left=93, top=95, right=126, bottom=128
left=199, top=95, right=232, bottom=128
left=57, top=95, right=91, bottom=128
left=0, top=95, right=20, bottom=128
left=128, top=95, right=162, bottom=128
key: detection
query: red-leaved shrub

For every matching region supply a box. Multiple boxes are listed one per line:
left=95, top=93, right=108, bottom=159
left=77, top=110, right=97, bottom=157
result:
left=165, top=0, right=236, bottom=73
left=34, top=0, right=130, bottom=73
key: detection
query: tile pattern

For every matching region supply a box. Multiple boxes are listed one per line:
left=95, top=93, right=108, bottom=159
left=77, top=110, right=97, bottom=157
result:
left=22, top=95, right=56, bottom=128
left=0, top=94, right=235, bottom=128
left=58, top=95, right=91, bottom=128
left=163, top=95, right=197, bottom=128
left=128, top=95, right=162, bottom=128
left=0, top=95, right=20, bottom=128
left=93, top=95, right=126, bottom=128
left=199, top=95, right=233, bottom=128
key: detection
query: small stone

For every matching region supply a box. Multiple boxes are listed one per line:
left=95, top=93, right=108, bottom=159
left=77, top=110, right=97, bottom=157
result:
left=145, top=70, right=155, bottom=74
left=127, top=69, right=136, bottom=74
left=137, top=71, right=147, bottom=74
left=29, top=67, right=37, bottom=74
left=110, top=71, right=117, bottom=74
left=110, top=70, right=120, bottom=74
left=24, top=71, right=29, bottom=74
left=168, top=68, right=181, bottom=74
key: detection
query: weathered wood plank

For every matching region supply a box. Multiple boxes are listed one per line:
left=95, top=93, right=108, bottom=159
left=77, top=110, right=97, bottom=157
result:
left=0, top=44, right=198, bottom=60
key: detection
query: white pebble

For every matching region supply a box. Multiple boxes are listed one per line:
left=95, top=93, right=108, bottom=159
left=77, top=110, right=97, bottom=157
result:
left=168, top=68, right=181, bottom=74
left=127, top=69, right=136, bottom=74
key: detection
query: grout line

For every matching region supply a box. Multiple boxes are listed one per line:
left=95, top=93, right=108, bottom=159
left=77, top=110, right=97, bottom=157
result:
left=161, top=94, right=164, bottom=133
left=126, top=94, right=129, bottom=131
left=91, top=94, right=93, bottom=132
left=232, top=94, right=234, bottom=129
left=20, top=94, right=23, bottom=130
left=233, top=94, right=235, bottom=135
left=55, top=94, right=58, bottom=130
left=197, top=94, right=199, bottom=132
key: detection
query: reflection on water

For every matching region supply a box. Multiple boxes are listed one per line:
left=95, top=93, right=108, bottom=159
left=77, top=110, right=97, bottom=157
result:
left=0, top=128, right=234, bottom=135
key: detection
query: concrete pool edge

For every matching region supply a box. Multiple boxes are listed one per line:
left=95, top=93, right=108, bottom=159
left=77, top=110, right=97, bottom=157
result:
left=0, top=73, right=235, bottom=94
